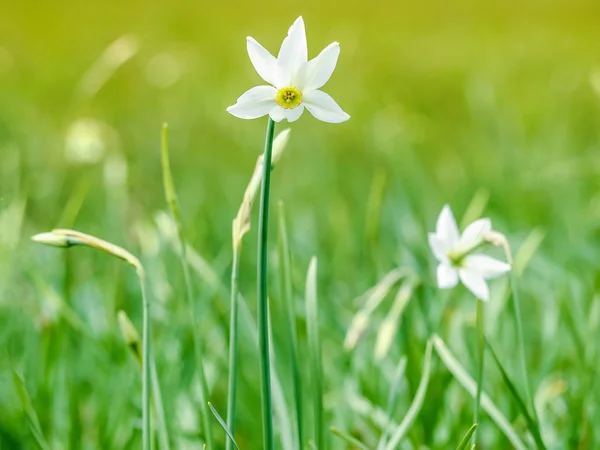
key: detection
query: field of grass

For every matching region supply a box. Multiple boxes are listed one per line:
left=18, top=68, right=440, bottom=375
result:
left=2, top=0, right=600, bottom=448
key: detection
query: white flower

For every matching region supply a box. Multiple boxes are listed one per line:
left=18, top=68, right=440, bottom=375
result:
left=428, top=205, right=510, bottom=301
left=227, top=16, right=350, bottom=124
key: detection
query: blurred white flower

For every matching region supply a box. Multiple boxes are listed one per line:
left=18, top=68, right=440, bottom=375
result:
left=146, top=51, right=183, bottom=88
left=227, top=16, right=350, bottom=123
left=65, top=118, right=108, bottom=164
left=428, top=205, right=510, bottom=301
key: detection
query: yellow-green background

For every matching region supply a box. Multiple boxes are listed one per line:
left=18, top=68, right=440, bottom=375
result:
left=1, top=0, right=600, bottom=448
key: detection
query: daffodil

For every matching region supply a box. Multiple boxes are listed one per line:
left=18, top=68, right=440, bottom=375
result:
left=428, top=205, right=510, bottom=301
left=227, top=16, right=350, bottom=123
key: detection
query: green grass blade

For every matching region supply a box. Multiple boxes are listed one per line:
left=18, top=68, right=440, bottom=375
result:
left=238, top=296, right=294, bottom=449
left=384, top=340, right=433, bottom=450
left=278, top=201, right=303, bottom=450
left=456, top=424, right=477, bottom=450
left=330, top=427, right=370, bottom=450
left=150, top=351, right=171, bottom=450
left=473, top=299, right=485, bottom=447
left=160, top=123, right=213, bottom=450
left=486, top=338, right=546, bottom=449
left=510, top=271, right=541, bottom=427
left=377, top=356, right=407, bottom=450
left=432, top=335, right=527, bottom=450
left=12, top=370, right=51, bottom=450
left=305, top=257, right=324, bottom=450
left=118, top=310, right=170, bottom=450
left=208, top=402, right=241, bottom=450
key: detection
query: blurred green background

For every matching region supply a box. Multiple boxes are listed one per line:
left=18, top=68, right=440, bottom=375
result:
left=2, top=0, right=600, bottom=448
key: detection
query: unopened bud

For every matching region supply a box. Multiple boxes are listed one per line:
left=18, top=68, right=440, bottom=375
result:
left=483, top=230, right=512, bottom=264
left=31, top=232, right=75, bottom=248
left=117, top=310, right=142, bottom=366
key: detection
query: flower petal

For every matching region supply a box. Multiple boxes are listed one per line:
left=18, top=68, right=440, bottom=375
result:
left=464, top=254, right=510, bottom=279
left=226, top=86, right=276, bottom=120
left=277, top=16, right=308, bottom=86
left=429, top=233, right=448, bottom=263
left=298, top=42, right=340, bottom=91
left=269, top=105, right=305, bottom=123
left=247, top=37, right=278, bottom=86
left=437, top=264, right=459, bottom=289
left=436, top=205, right=460, bottom=249
left=458, top=218, right=492, bottom=251
left=459, top=268, right=489, bottom=301
left=303, top=90, right=350, bottom=123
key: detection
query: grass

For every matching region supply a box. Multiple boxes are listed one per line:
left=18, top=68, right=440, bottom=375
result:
left=2, top=0, right=600, bottom=448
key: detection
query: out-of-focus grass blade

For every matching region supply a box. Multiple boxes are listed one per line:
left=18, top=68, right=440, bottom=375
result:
left=344, top=267, right=410, bottom=350
left=12, top=370, right=51, bottom=450
left=376, top=356, right=407, bottom=450
left=432, top=335, right=527, bottom=450
left=383, top=340, right=432, bottom=450
left=364, top=170, right=387, bottom=250
left=208, top=402, right=241, bottom=450
left=239, top=296, right=294, bottom=449
left=160, top=123, right=211, bottom=450
left=460, top=189, right=489, bottom=229
left=456, top=424, right=477, bottom=450
left=375, top=280, right=416, bottom=361
left=155, top=212, right=228, bottom=299
left=178, top=233, right=294, bottom=449
left=330, top=427, right=370, bottom=450
left=77, top=34, right=138, bottom=99
left=346, top=390, right=399, bottom=431
left=486, top=338, right=546, bottom=449
left=513, top=228, right=545, bottom=277
left=305, top=257, right=324, bottom=450
left=57, top=176, right=90, bottom=228
left=278, top=201, right=303, bottom=450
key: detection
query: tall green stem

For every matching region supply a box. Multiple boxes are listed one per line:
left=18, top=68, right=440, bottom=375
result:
left=473, top=299, right=485, bottom=447
left=226, top=244, right=241, bottom=450
left=257, top=118, right=276, bottom=450
left=161, top=124, right=214, bottom=450
left=139, top=272, right=152, bottom=450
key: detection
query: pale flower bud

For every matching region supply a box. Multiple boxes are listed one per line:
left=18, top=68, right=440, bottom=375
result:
left=31, top=232, right=74, bottom=248
left=483, top=230, right=513, bottom=264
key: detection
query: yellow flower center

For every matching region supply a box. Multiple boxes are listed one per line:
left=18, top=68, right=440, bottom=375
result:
left=275, top=87, right=303, bottom=109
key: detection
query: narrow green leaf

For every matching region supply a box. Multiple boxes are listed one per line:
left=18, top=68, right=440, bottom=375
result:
left=330, top=427, right=370, bottom=450
left=12, top=371, right=51, bottom=450
left=305, top=257, right=323, bottom=450
left=208, top=402, right=241, bottom=450
left=278, top=201, right=303, bottom=450
left=456, top=424, right=478, bottom=450
left=377, top=356, right=407, bottom=450
left=160, top=123, right=212, bottom=450
left=486, top=338, right=546, bottom=449
left=384, top=340, right=433, bottom=450
left=432, top=335, right=527, bottom=450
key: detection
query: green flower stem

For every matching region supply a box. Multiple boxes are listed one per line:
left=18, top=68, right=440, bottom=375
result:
left=161, top=124, right=214, bottom=450
left=139, top=272, right=152, bottom=450
left=226, top=243, right=241, bottom=450
left=257, top=118, right=276, bottom=450
left=473, top=299, right=485, bottom=447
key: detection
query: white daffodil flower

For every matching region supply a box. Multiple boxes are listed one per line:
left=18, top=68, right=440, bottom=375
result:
left=428, top=205, right=511, bottom=301
left=227, top=16, right=350, bottom=124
